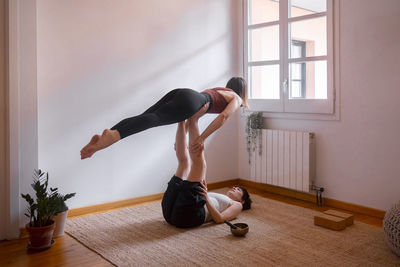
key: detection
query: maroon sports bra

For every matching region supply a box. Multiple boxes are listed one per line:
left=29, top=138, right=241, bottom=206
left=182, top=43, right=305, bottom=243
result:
left=201, top=87, right=233, bottom=114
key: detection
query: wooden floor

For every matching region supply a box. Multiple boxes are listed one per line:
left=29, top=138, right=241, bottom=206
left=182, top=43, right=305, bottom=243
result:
left=0, top=190, right=382, bottom=267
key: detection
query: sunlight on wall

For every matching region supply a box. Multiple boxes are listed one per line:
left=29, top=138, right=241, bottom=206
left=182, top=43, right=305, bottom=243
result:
left=36, top=0, right=241, bottom=210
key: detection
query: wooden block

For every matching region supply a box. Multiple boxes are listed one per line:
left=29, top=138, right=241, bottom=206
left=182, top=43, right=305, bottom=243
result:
left=314, top=213, right=346, bottom=231
left=323, top=209, right=354, bottom=226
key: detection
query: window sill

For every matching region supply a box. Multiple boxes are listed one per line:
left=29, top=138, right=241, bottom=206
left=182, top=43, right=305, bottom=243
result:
left=240, top=108, right=340, bottom=121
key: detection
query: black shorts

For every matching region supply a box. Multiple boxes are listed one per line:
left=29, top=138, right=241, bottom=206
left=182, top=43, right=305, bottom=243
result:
left=161, top=176, right=206, bottom=228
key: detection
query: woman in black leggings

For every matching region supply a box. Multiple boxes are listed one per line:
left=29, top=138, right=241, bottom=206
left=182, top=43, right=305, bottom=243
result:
left=80, top=77, right=247, bottom=159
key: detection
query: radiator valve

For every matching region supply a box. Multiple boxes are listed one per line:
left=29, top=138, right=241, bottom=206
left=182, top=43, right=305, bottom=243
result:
left=312, top=185, right=324, bottom=206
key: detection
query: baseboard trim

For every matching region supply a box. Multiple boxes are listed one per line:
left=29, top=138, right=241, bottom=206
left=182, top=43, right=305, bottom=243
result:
left=68, top=192, right=165, bottom=218
left=237, top=179, right=386, bottom=219
left=322, top=198, right=386, bottom=219
left=238, top=179, right=316, bottom=203
left=206, top=179, right=240, bottom=190
left=19, top=228, right=28, bottom=239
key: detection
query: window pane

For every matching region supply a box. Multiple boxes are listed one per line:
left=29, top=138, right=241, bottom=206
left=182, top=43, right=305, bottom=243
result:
left=291, top=81, right=302, bottom=98
left=289, top=0, right=326, bottom=18
left=249, top=65, right=280, bottom=99
left=289, top=16, right=327, bottom=58
left=249, top=0, right=279, bottom=25
left=289, top=60, right=327, bottom=99
left=291, top=44, right=303, bottom=58
left=249, top=25, right=279, bottom=61
left=292, top=63, right=302, bottom=79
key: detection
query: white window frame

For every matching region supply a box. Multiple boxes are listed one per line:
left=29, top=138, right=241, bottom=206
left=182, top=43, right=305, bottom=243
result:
left=243, top=0, right=340, bottom=119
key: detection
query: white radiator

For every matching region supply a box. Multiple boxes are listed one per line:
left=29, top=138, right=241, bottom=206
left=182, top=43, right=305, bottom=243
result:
left=250, top=129, right=315, bottom=193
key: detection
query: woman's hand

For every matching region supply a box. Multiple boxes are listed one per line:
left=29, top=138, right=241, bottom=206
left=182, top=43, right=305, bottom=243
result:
left=198, top=179, right=208, bottom=198
left=190, top=136, right=204, bottom=154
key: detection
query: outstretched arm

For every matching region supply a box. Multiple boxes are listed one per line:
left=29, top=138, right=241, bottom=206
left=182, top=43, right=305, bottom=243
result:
left=191, top=95, right=242, bottom=153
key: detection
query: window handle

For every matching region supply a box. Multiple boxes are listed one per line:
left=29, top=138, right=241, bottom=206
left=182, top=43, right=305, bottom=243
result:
left=283, top=79, right=288, bottom=93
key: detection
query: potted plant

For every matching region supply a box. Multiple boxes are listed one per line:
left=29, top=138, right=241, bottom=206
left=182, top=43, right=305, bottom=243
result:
left=21, top=169, right=75, bottom=250
left=245, top=111, right=264, bottom=164
left=52, top=191, right=76, bottom=238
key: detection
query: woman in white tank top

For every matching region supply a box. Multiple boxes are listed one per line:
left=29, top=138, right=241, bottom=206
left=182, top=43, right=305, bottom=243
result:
left=161, top=104, right=252, bottom=228
left=200, top=184, right=250, bottom=223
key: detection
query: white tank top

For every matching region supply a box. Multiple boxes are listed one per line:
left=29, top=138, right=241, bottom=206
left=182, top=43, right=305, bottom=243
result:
left=204, top=192, right=232, bottom=222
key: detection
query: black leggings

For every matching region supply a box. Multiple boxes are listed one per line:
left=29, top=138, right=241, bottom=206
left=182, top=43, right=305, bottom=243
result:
left=111, top=88, right=211, bottom=139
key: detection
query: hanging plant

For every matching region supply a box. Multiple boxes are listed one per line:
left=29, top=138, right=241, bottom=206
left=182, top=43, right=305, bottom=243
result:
left=245, top=112, right=263, bottom=164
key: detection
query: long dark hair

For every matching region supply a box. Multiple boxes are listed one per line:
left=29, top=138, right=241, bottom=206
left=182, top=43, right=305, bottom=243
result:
left=225, top=77, right=248, bottom=108
left=238, top=186, right=252, bottom=210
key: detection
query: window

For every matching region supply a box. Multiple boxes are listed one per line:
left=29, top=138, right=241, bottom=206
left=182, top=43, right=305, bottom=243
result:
left=244, top=0, right=335, bottom=114
left=290, top=40, right=306, bottom=99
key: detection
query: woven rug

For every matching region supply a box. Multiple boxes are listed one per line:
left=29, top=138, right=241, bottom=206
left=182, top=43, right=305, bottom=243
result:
left=66, top=190, right=400, bottom=266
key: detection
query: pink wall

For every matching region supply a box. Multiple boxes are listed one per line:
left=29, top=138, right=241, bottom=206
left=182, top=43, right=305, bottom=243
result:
left=239, top=0, right=400, bottom=211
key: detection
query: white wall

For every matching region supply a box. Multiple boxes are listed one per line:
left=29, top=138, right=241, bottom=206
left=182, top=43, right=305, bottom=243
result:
left=18, top=0, right=39, bottom=228
left=239, top=0, right=400, bottom=211
left=33, top=0, right=241, bottom=223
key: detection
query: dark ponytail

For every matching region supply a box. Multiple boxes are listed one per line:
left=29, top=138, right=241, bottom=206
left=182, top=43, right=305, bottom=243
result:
left=226, top=77, right=248, bottom=108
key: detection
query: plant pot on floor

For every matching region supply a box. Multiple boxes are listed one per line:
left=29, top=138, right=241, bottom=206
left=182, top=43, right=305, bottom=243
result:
left=21, top=169, right=75, bottom=251
left=26, top=221, right=56, bottom=250
left=52, top=210, right=68, bottom=238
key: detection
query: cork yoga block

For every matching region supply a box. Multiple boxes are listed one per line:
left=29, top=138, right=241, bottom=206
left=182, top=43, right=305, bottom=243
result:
left=323, top=209, right=354, bottom=226
left=314, top=213, right=346, bottom=231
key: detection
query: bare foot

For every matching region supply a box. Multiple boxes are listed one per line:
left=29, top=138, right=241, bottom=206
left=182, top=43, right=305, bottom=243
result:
left=80, top=134, right=100, bottom=159
left=80, top=129, right=120, bottom=159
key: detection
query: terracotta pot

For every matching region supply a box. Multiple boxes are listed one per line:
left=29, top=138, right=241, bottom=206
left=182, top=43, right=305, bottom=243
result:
left=26, top=221, right=55, bottom=249
left=52, top=210, right=68, bottom=238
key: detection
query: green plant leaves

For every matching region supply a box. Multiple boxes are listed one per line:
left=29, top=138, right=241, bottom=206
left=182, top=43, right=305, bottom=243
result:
left=245, top=112, right=264, bottom=164
left=21, top=169, right=76, bottom=227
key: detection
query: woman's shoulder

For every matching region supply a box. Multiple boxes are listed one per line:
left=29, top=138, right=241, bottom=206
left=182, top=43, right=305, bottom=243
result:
left=213, top=87, right=233, bottom=92
left=214, top=87, right=240, bottom=102
left=204, top=87, right=232, bottom=92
